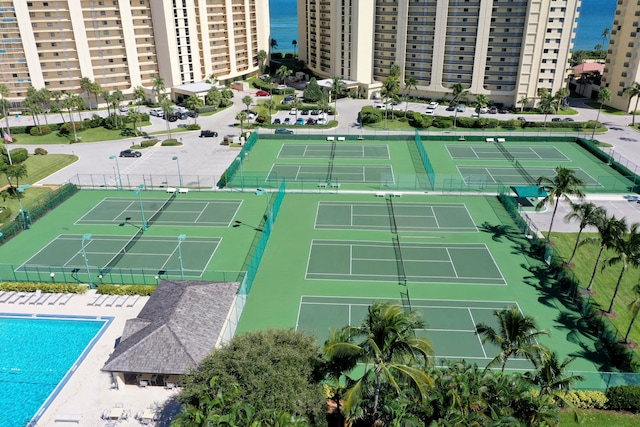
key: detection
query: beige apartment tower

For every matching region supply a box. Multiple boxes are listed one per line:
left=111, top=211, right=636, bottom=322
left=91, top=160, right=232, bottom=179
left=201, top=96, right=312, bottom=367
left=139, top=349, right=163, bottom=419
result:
left=298, top=0, right=580, bottom=106
left=0, top=0, right=270, bottom=105
left=601, top=0, right=640, bottom=112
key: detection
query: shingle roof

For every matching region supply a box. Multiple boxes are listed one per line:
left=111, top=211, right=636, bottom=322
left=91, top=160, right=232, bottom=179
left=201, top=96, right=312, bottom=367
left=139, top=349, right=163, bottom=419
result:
left=102, top=280, right=239, bottom=375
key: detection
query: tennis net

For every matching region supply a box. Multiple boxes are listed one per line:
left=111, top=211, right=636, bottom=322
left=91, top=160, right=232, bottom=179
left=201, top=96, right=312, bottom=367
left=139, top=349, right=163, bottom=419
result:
left=387, top=196, right=399, bottom=234
left=514, top=160, right=536, bottom=185
left=100, top=227, right=144, bottom=275
left=496, top=141, right=514, bottom=162
left=147, top=190, right=177, bottom=226
left=392, top=235, right=408, bottom=285
left=326, top=140, right=337, bottom=182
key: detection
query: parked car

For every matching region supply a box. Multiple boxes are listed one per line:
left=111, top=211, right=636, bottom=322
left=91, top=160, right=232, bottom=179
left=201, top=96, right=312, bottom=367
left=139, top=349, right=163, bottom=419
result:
left=446, top=105, right=456, bottom=111
left=277, top=84, right=288, bottom=90
left=498, top=108, right=509, bottom=114
left=317, top=117, right=327, bottom=125
left=296, top=117, right=305, bottom=125
left=306, top=118, right=316, bottom=125
left=517, top=116, right=526, bottom=122
left=489, top=107, right=498, bottom=114
left=457, top=104, right=466, bottom=112
left=273, top=118, right=281, bottom=124
left=119, top=149, right=141, bottom=158
left=119, top=105, right=129, bottom=113
left=471, top=112, right=480, bottom=118
left=199, top=130, right=218, bottom=138
left=479, top=107, right=489, bottom=114
left=275, top=128, right=294, bottom=134
left=564, top=117, right=575, bottom=122
left=427, top=102, right=439, bottom=110
left=301, top=109, right=309, bottom=115
left=258, top=74, right=269, bottom=81
left=284, top=117, right=291, bottom=124
left=289, top=108, right=298, bottom=115
left=256, top=90, right=270, bottom=97
left=551, top=117, right=562, bottom=122
left=311, top=109, right=320, bottom=115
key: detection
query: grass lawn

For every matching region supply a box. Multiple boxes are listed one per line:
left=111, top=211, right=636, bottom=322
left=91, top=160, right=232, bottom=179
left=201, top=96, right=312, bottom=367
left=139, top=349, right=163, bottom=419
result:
left=559, top=409, right=640, bottom=426
left=550, top=232, right=640, bottom=346
left=584, top=102, right=629, bottom=116
left=363, top=118, right=607, bottom=133
left=11, top=121, right=152, bottom=145
left=0, top=186, right=54, bottom=223
left=1, top=154, right=77, bottom=185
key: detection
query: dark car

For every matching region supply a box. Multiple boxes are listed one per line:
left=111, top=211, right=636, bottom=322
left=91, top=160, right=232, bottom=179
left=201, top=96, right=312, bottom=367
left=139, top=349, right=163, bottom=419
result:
left=199, top=130, right=218, bottom=138
left=306, top=118, right=316, bottom=125
left=517, top=116, right=526, bottom=122
left=551, top=117, right=562, bottom=122
left=564, top=117, right=575, bottom=122
left=119, top=149, right=141, bottom=158
left=301, top=108, right=309, bottom=115
left=275, top=128, right=294, bottom=134
left=489, top=107, right=498, bottom=114
left=498, top=108, right=509, bottom=114
left=273, top=118, right=281, bottom=124
left=446, top=105, right=456, bottom=111
left=311, top=109, right=320, bottom=115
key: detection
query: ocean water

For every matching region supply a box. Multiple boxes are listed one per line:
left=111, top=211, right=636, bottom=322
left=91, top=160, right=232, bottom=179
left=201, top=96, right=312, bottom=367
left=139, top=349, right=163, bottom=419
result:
left=269, top=0, right=299, bottom=53
left=268, top=0, right=616, bottom=53
left=574, top=0, right=617, bottom=51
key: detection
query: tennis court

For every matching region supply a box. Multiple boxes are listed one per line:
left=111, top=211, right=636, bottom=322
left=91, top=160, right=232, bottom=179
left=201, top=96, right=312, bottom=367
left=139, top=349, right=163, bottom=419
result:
left=17, top=234, right=220, bottom=277
left=278, top=143, right=390, bottom=159
left=266, top=164, right=395, bottom=183
left=306, top=239, right=505, bottom=285
left=296, top=296, right=534, bottom=370
left=446, top=144, right=570, bottom=162
left=457, top=165, right=601, bottom=187
left=76, top=197, right=242, bottom=227
left=314, top=201, right=477, bottom=232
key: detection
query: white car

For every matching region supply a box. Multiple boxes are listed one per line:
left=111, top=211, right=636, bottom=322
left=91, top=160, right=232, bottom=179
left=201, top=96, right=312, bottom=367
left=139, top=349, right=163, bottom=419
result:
left=119, top=105, right=129, bottom=113
left=427, top=102, right=439, bottom=110
left=316, top=117, right=327, bottom=125
left=472, top=112, right=480, bottom=118
left=277, top=84, right=288, bottom=90
left=289, top=108, right=297, bottom=115
left=479, top=107, right=489, bottom=114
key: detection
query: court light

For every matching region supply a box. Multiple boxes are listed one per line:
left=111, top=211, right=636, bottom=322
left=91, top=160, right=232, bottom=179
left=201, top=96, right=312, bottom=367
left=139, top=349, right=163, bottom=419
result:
left=177, top=234, right=186, bottom=280
left=172, top=156, right=183, bottom=188
left=16, top=184, right=30, bottom=230
left=132, top=184, right=147, bottom=231
left=81, top=234, right=93, bottom=287
left=109, top=155, right=123, bottom=190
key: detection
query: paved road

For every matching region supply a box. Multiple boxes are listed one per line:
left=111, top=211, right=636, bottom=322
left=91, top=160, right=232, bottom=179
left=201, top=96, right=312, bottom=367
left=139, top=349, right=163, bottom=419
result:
left=6, top=91, right=640, bottom=191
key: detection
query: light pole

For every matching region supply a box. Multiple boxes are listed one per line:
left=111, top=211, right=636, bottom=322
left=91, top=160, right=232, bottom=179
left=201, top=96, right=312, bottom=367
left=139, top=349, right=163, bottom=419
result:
left=109, top=155, right=123, bottom=190
left=236, top=156, right=244, bottom=192
left=81, top=233, right=93, bottom=286
left=50, top=272, right=55, bottom=283
left=177, top=234, right=186, bottom=279
left=172, top=156, right=183, bottom=187
left=132, top=184, right=147, bottom=231
left=16, top=184, right=30, bottom=230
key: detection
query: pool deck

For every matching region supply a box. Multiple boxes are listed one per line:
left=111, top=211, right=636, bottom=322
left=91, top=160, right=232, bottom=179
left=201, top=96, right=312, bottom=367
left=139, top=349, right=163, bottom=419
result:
left=0, top=290, right=180, bottom=427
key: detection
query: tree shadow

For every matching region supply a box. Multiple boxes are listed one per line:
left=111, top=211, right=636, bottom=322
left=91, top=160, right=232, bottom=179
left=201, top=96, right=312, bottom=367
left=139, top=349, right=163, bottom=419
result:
left=478, top=221, right=522, bottom=242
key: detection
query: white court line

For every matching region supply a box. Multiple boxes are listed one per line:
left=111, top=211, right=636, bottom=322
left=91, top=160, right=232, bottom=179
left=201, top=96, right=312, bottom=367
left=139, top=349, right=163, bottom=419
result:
left=445, top=248, right=459, bottom=278
left=468, top=308, right=488, bottom=358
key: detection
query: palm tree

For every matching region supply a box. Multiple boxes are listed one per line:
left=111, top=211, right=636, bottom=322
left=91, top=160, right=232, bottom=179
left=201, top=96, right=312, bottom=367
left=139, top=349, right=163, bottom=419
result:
left=624, top=82, right=640, bottom=125
left=476, top=307, right=549, bottom=372
left=89, top=81, right=102, bottom=109
left=450, top=83, right=470, bottom=129
left=292, top=40, right=297, bottom=57
left=583, top=214, right=627, bottom=292
left=158, top=95, right=173, bottom=139
left=127, top=109, right=142, bottom=135
left=184, top=95, right=204, bottom=124
left=537, top=89, right=558, bottom=128
left=518, top=96, right=529, bottom=112
left=236, top=111, right=248, bottom=136
left=322, top=328, right=358, bottom=423
left=324, top=301, right=434, bottom=423
left=602, top=27, right=611, bottom=48
left=403, top=76, right=417, bottom=114
left=624, top=283, right=640, bottom=343
left=0, top=84, right=11, bottom=140
left=61, top=92, right=81, bottom=142
left=564, top=202, right=606, bottom=265
left=604, top=223, right=640, bottom=314
left=80, top=77, right=93, bottom=109
left=276, top=65, right=292, bottom=84
left=152, top=76, right=166, bottom=101
left=536, top=167, right=586, bottom=242
left=524, top=352, right=584, bottom=398
left=382, top=75, right=400, bottom=127
left=329, top=77, right=346, bottom=121
left=133, top=85, right=147, bottom=105
left=257, top=49, right=267, bottom=72
left=474, top=94, right=489, bottom=116
left=101, top=90, right=111, bottom=116
left=270, top=38, right=278, bottom=51
left=591, top=88, right=611, bottom=139
left=264, top=99, right=277, bottom=119
left=50, top=90, right=65, bottom=123
left=242, top=95, right=253, bottom=112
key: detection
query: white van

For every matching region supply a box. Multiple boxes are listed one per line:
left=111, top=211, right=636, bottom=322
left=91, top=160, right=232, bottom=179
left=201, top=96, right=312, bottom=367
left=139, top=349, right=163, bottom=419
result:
left=149, top=108, right=164, bottom=118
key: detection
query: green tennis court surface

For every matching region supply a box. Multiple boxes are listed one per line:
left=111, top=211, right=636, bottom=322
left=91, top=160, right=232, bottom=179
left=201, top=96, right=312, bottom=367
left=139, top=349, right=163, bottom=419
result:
left=306, top=239, right=505, bottom=285
left=297, top=296, right=534, bottom=370
left=315, top=201, right=477, bottom=232
left=76, top=198, right=242, bottom=227
left=267, top=164, right=394, bottom=183
left=457, top=165, right=601, bottom=186
left=278, top=143, right=390, bottom=159
left=17, top=234, right=220, bottom=277
left=447, top=144, right=570, bottom=161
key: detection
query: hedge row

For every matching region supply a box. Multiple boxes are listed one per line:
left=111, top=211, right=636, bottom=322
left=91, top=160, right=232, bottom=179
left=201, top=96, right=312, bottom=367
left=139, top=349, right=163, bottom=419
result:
left=96, top=284, right=156, bottom=296
left=0, top=282, right=88, bottom=294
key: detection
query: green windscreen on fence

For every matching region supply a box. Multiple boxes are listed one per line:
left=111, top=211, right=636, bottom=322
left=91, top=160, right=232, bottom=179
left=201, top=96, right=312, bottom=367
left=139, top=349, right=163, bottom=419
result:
left=414, top=131, right=435, bottom=190
left=223, top=131, right=260, bottom=187
left=238, top=178, right=286, bottom=296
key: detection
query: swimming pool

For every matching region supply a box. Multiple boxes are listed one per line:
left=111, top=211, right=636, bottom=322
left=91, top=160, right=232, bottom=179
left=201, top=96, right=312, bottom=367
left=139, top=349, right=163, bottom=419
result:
left=0, top=314, right=111, bottom=427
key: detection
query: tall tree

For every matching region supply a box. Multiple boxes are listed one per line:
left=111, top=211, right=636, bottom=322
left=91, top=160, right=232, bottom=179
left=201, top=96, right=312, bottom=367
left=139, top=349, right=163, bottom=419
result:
left=36, top=88, right=51, bottom=125
left=89, top=81, right=102, bottom=109
left=602, top=27, right=611, bottom=48
left=236, top=111, right=248, bottom=136
left=591, top=88, right=611, bottom=139
left=50, top=90, right=66, bottom=123
left=133, top=85, right=147, bottom=105
left=604, top=223, right=640, bottom=314
left=270, top=38, right=278, bottom=51
left=263, top=99, right=277, bottom=119
left=450, top=83, right=470, bottom=129
left=624, top=82, right=640, bottom=126
left=276, top=65, right=292, bottom=83
left=184, top=95, right=204, bottom=125
left=583, top=214, right=627, bottom=292
left=152, top=76, right=166, bottom=101
left=524, top=352, right=584, bottom=401
left=0, top=84, right=11, bottom=140
left=476, top=307, right=549, bottom=372
left=403, top=76, right=418, bottom=114
left=537, top=89, right=558, bottom=128
left=159, top=94, right=173, bottom=139
left=624, top=283, right=640, bottom=343
left=1, top=163, right=27, bottom=191
left=25, top=86, right=42, bottom=132
left=324, top=301, right=434, bottom=424
left=61, top=93, right=82, bottom=142
left=292, top=40, right=297, bottom=56
left=80, top=77, right=93, bottom=109
left=101, top=90, right=112, bottom=116
left=564, top=202, right=606, bottom=265
left=242, top=95, right=253, bottom=112
left=536, top=167, right=586, bottom=242
left=382, top=75, right=400, bottom=127
left=329, top=77, right=346, bottom=121
left=290, top=99, right=303, bottom=120
left=257, top=49, right=267, bottom=72
left=518, top=96, right=530, bottom=112
left=474, top=94, right=489, bottom=116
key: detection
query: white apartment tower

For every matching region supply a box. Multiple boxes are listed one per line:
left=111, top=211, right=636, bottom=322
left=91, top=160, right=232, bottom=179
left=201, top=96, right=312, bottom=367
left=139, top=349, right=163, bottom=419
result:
left=601, top=0, right=640, bottom=112
left=0, top=0, right=270, bottom=105
left=298, top=0, right=580, bottom=106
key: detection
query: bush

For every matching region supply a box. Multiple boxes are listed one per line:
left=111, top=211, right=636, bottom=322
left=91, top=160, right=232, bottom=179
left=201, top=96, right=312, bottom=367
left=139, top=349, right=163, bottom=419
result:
left=161, top=138, right=180, bottom=146
left=96, top=284, right=156, bottom=296
left=59, top=121, right=83, bottom=135
left=9, top=148, right=28, bottom=163
left=186, top=124, right=201, bottom=130
left=563, top=390, right=608, bottom=409
left=606, top=385, right=640, bottom=413
left=140, top=139, right=158, bottom=148
left=29, top=126, right=52, bottom=136
left=361, top=106, right=383, bottom=124
left=197, top=105, right=219, bottom=114
left=0, top=282, right=88, bottom=294
left=85, top=114, right=104, bottom=128
left=256, top=116, right=266, bottom=124
left=34, top=148, right=48, bottom=155
left=0, top=206, right=11, bottom=222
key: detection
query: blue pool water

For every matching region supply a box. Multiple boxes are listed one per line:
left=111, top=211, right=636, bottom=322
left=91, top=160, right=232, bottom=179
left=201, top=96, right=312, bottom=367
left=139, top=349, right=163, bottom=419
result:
left=0, top=315, right=110, bottom=427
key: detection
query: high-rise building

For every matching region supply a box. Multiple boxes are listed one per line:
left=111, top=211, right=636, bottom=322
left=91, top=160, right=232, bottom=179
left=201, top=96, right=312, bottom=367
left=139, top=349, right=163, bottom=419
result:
left=601, top=0, right=640, bottom=112
left=298, top=0, right=580, bottom=106
left=0, top=0, right=270, bottom=106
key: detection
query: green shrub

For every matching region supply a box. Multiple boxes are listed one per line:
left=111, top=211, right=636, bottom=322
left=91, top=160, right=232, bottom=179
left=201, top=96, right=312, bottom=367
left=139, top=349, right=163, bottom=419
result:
left=96, top=284, right=155, bottom=296
left=197, top=105, right=219, bottom=114
left=563, top=390, right=608, bottom=409
left=0, top=282, right=88, bottom=294
left=59, top=122, right=83, bottom=135
left=9, top=148, right=28, bottom=163
left=186, top=124, right=201, bottom=130
left=361, top=106, right=383, bottom=124
left=85, top=114, right=104, bottom=128
left=9, top=126, right=28, bottom=135
left=34, top=147, right=48, bottom=155
left=0, top=206, right=11, bottom=222
left=217, top=171, right=227, bottom=188
left=140, top=139, right=158, bottom=148
left=606, top=385, right=640, bottom=413
left=161, top=138, right=180, bottom=146
left=256, top=116, right=266, bottom=124
left=29, top=126, right=52, bottom=136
